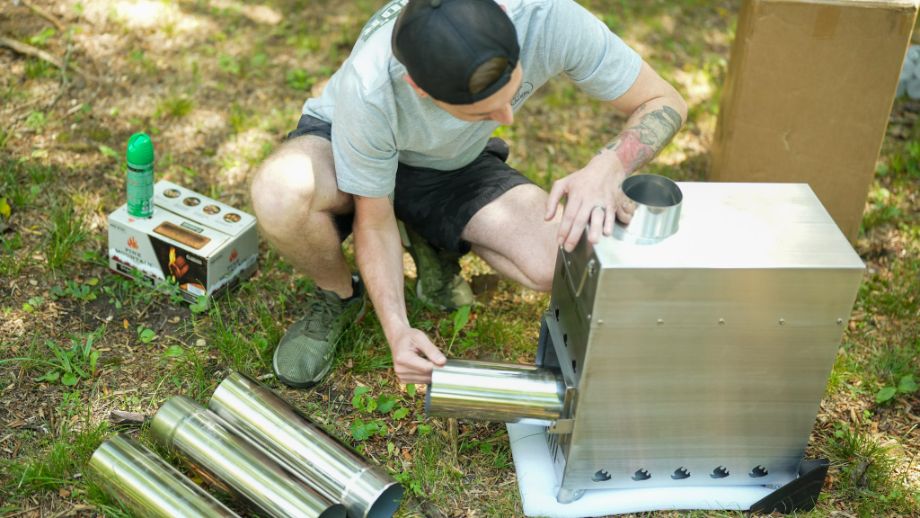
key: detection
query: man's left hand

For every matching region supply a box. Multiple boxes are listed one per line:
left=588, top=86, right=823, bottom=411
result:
left=544, top=161, right=629, bottom=252
left=542, top=62, right=687, bottom=252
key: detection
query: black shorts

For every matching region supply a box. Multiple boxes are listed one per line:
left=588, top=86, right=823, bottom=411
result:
left=286, top=114, right=533, bottom=254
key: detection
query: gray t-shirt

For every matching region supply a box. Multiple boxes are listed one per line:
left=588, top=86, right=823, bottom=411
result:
left=303, top=0, right=642, bottom=198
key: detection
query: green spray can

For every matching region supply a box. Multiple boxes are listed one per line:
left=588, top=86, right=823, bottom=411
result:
left=126, top=132, right=155, bottom=218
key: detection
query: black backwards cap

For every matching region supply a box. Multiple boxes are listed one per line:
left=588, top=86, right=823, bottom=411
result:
left=392, top=0, right=520, bottom=105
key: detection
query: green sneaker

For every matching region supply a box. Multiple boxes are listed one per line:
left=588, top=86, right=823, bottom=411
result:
left=403, top=225, right=474, bottom=311
left=272, top=276, right=366, bottom=388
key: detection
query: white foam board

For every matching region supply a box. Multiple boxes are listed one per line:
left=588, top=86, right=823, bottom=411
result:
left=507, top=424, right=788, bottom=517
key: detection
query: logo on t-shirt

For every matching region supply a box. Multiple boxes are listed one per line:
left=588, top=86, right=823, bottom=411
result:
left=511, top=81, right=533, bottom=108
left=360, top=0, right=409, bottom=41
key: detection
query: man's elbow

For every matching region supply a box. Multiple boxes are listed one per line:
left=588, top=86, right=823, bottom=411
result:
left=667, top=87, right=689, bottom=127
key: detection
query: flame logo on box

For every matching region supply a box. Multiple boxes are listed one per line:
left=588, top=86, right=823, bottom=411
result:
left=229, top=248, right=238, bottom=263
left=127, top=236, right=139, bottom=250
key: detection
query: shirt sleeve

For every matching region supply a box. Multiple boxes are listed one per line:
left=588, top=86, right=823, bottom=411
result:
left=543, top=0, right=643, bottom=101
left=330, top=73, right=399, bottom=198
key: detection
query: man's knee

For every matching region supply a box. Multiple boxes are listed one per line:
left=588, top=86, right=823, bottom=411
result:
left=509, top=248, right=555, bottom=292
left=530, top=262, right=555, bottom=292
left=250, top=151, right=316, bottom=238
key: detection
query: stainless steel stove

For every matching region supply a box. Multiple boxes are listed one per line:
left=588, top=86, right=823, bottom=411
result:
left=428, top=176, right=864, bottom=506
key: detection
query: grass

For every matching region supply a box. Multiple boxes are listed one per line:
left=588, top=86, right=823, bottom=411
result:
left=0, top=0, right=918, bottom=516
left=821, top=423, right=916, bottom=516
left=155, top=95, right=195, bottom=120
left=200, top=296, right=275, bottom=376
left=2, top=418, right=109, bottom=501
left=44, top=196, right=88, bottom=274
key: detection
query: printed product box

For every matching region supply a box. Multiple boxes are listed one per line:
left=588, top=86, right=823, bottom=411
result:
left=710, top=0, right=919, bottom=241
left=107, top=181, right=259, bottom=301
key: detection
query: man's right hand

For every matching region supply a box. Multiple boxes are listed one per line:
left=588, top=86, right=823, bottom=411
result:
left=388, top=326, right=447, bottom=384
left=352, top=195, right=448, bottom=384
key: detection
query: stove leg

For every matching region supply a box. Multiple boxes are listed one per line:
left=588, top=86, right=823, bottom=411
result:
left=556, top=487, right=585, bottom=504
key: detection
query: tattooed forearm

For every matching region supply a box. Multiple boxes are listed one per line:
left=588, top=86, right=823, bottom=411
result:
left=600, top=105, right=682, bottom=173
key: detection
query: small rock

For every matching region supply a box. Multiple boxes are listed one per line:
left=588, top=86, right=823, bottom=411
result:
left=195, top=339, right=206, bottom=347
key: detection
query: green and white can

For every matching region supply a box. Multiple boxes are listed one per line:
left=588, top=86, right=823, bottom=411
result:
left=126, top=132, right=155, bottom=218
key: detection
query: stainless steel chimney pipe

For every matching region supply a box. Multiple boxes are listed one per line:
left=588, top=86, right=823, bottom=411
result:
left=209, top=371, right=404, bottom=518
left=87, top=433, right=240, bottom=518
left=426, top=360, right=564, bottom=424
left=150, top=396, right=346, bottom=518
left=613, top=173, right=682, bottom=244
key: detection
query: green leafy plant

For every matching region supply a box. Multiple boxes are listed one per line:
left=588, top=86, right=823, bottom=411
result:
left=51, top=278, right=98, bottom=302
left=137, top=326, right=157, bottom=344
left=162, top=345, right=184, bottom=359
left=33, top=333, right=101, bottom=386
left=350, top=418, right=386, bottom=441
left=393, top=471, right=424, bottom=497
left=189, top=295, right=209, bottom=314
left=349, top=386, right=411, bottom=441
left=351, top=385, right=377, bottom=412
left=104, top=274, right=189, bottom=307
left=22, top=296, right=45, bottom=313
left=446, top=305, right=471, bottom=354
left=876, top=375, right=918, bottom=404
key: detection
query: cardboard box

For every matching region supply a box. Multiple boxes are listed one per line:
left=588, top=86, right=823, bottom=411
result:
left=107, top=181, right=258, bottom=301
left=710, top=0, right=919, bottom=241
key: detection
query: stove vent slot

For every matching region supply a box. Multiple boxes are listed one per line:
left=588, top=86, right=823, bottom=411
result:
left=710, top=466, right=730, bottom=479
left=750, top=465, right=768, bottom=478
left=671, top=467, right=690, bottom=480
left=631, top=469, right=651, bottom=481
left=592, top=469, right=611, bottom=482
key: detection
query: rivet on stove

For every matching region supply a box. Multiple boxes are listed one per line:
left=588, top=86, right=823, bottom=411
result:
left=836, top=318, right=843, bottom=325
left=779, top=318, right=785, bottom=326
left=718, top=318, right=725, bottom=326
left=597, top=319, right=604, bottom=326
left=656, top=318, right=664, bottom=326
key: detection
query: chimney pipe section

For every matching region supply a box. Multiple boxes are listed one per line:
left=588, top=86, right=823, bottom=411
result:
left=150, top=396, right=345, bottom=518
left=613, top=173, right=682, bottom=244
left=209, top=371, right=404, bottom=518
left=87, top=433, right=240, bottom=518
left=425, top=360, right=564, bottom=424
